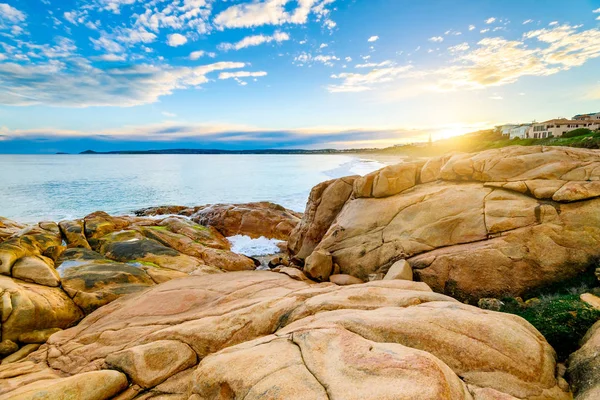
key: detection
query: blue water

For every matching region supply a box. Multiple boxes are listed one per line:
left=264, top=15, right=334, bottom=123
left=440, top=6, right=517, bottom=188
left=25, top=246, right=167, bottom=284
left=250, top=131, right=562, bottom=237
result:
left=0, top=154, right=387, bottom=223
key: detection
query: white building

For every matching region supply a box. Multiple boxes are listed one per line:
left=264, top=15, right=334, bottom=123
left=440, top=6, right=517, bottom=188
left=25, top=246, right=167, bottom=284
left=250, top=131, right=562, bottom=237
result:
left=573, top=112, right=600, bottom=121
left=509, top=124, right=531, bottom=139
left=527, top=119, right=600, bottom=138
left=499, top=124, right=519, bottom=136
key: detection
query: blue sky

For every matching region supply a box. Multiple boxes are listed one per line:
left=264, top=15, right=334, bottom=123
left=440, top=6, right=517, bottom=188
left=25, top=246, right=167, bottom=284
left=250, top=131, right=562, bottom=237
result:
left=0, top=0, right=599, bottom=153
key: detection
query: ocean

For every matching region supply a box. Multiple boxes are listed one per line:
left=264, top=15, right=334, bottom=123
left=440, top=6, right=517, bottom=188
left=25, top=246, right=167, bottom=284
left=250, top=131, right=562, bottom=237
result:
left=0, top=154, right=393, bottom=223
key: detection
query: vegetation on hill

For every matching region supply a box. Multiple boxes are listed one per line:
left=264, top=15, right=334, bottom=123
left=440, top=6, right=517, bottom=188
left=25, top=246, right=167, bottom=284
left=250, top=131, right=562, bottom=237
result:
left=372, top=128, right=600, bottom=157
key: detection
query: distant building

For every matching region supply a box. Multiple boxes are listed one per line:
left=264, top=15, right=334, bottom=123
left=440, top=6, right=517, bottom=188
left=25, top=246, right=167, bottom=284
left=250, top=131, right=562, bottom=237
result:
left=499, top=124, right=519, bottom=137
left=527, top=119, right=600, bottom=138
left=573, top=112, right=600, bottom=121
left=508, top=124, right=531, bottom=139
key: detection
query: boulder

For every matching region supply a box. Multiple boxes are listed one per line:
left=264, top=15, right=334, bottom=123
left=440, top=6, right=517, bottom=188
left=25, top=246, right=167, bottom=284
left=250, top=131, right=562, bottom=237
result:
left=0, top=231, right=62, bottom=276
left=580, top=293, right=600, bottom=311
left=136, top=224, right=254, bottom=272
left=0, top=370, right=128, bottom=400
left=59, top=254, right=155, bottom=314
left=18, top=328, right=62, bottom=344
left=0, top=272, right=569, bottom=399
left=329, top=274, right=364, bottom=285
left=0, top=276, right=83, bottom=343
left=96, top=230, right=202, bottom=273
left=58, top=219, right=91, bottom=249
left=384, top=259, right=413, bottom=281
left=290, top=146, right=600, bottom=301
left=0, top=217, right=26, bottom=243
left=1, top=344, right=40, bottom=365
left=0, top=340, right=18, bottom=357
left=303, top=249, right=333, bottom=281
left=568, top=320, right=600, bottom=399
left=191, top=202, right=301, bottom=240
left=288, top=177, right=358, bottom=259
left=105, top=340, right=196, bottom=388
left=11, top=256, right=60, bottom=287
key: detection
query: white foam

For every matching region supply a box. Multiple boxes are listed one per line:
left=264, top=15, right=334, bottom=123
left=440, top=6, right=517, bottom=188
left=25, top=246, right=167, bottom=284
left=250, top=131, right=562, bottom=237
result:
left=228, top=235, right=283, bottom=257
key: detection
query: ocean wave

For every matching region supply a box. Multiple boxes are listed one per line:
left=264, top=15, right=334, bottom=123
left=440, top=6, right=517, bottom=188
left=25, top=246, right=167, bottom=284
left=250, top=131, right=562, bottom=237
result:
left=227, top=235, right=284, bottom=257
left=323, top=156, right=387, bottom=179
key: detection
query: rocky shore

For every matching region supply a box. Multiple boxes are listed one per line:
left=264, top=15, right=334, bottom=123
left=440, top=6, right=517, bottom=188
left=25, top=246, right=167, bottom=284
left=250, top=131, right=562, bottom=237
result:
left=2, top=146, right=600, bottom=399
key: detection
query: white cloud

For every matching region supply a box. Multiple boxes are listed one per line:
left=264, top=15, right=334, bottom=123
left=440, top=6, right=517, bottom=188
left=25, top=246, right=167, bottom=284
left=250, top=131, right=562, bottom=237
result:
left=429, top=36, right=444, bottom=42
left=214, top=0, right=336, bottom=29
left=319, top=43, right=328, bottom=48
left=345, top=56, right=352, bottom=62
left=468, top=25, right=475, bottom=31
left=593, top=8, right=600, bottom=13
left=433, top=24, right=600, bottom=90
left=167, top=33, right=187, bottom=47
left=485, top=17, right=496, bottom=24
left=90, top=35, right=124, bottom=53
left=549, top=21, right=558, bottom=26
left=93, top=53, right=126, bottom=61
left=489, top=95, right=503, bottom=100
left=218, top=71, right=268, bottom=80
left=367, top=35, right=379, bottom=42
left=189, top=50, right=216, bottom=60
left=0, top=61, right=249, bottom=107
left=355, top=60, right=394, bottom=68
left=523, top=19, right=533, bottom=24
left=162, top=111, right=177, bottom=117
left=448, top=42, right=470, bottom=52
left=294, top=52, right=339, bottom=66
left=480, top=29, right=489, bottom=33
left=219, top=31, right=290, bottom=51
left=0, top=2, right=26, bottom=33
left=328, top=65, right=413, bottom=92
left=0, top=3, right=26, bottom=23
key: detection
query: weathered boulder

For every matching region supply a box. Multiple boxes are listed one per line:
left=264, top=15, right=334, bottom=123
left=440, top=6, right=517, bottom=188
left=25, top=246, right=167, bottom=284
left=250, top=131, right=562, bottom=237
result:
left=568, top=320, right=600, bottom=399
left=1, top=344, right=40, bottom=365
left=191, top=202, right=301, bottom=240
left=303, top=249, right=333, bottom=281
left=58, top=219, right=91, bottom=249
left=0, top=370, right=128, bottom=400
left=96, top=230, right=203, bottom=273
left=58, top=249, right=155, bottom=314
left=0, top=276, right=83, bottom=343
left=290, top=146, right=600, bottom=301
left=136, top=223, right=255, bottom=272
left=0, top=272, right=569, bottom=399
left=11, top=256, right=60, bottom=287
left=329, top=274, right=364, bottom=285
left=0, top=230, right=62, bottom=276
left=0, top=217, right=26, bottom=243
left=105, top=340, right=196, bottom=388
left=384, top=259, right=413, bottom=281
left=288, top=176, right=358, bottom=259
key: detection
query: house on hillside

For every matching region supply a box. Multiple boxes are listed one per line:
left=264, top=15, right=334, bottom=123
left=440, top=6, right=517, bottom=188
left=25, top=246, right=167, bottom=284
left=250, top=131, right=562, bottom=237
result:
left=527, top=119, right=600, bottom=138
left=573, top=112, right=600, bottom=121
left=509, top=124, right=531, bottom=139
left=499, top=124, right=519, bottom=137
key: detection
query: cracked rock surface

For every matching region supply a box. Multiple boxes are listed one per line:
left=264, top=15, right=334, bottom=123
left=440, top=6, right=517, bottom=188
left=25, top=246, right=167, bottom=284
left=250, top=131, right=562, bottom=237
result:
left=1, top=272, right=570, bottom=399
left=289, top=146, right=600, bottom=301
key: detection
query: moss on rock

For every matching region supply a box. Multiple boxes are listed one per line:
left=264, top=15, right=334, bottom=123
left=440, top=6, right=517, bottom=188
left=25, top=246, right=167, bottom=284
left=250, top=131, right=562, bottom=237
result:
left=500, top=294, right=600, bottom=360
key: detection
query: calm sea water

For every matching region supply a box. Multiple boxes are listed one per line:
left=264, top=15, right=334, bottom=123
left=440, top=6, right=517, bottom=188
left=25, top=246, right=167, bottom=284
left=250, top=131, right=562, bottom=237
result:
left=0, top=154, right=388, bottom=223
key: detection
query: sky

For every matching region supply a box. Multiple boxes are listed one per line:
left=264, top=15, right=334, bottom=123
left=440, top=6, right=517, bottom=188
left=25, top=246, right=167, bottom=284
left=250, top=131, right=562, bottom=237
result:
left=0, top=0, right=599, bottom=153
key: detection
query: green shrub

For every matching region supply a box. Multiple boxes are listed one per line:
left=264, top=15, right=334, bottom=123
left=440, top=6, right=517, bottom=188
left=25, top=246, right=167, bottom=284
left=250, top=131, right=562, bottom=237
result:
left=562, top=128, right=592, bottom=138
left=500, top=294, right=600, bottom=360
